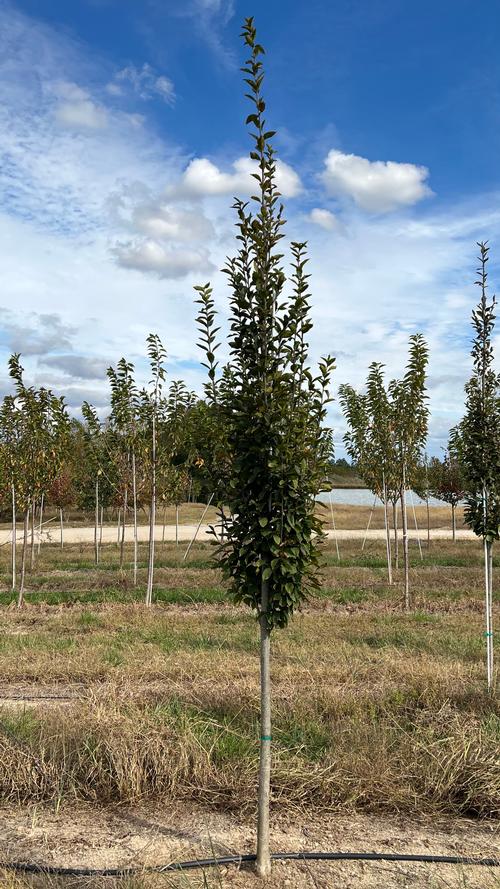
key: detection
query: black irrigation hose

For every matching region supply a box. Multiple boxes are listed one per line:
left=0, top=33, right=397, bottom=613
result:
left=3, top=850, right=500, bottom=877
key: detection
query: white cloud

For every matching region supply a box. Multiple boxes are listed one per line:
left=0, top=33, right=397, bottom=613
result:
left=111, top=240, right=214, bottom=279
left=171, top=156, right=302, bottom=199
left=321, top=149, right=433, bottom=213
left=308, top=208, right=340, bottom=231
left=108, top=64, right=175, bottom=106
left=51, top=80, right=108, bottom=129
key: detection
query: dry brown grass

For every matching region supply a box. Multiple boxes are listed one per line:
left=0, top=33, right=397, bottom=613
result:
left=0, top=537, right=497, bottom=827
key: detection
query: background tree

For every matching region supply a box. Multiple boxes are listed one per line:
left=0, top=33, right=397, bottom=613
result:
left=389, top=334, right=429, bottom=609
left=47, top=467, right=75, bottom=548
left=452, top=242, right=500, bottom=691
left=195, top=19, right=334, bottom=876
left=427, top=450, right=465, bottom=542
left=108, top=359, right=141, bottom=583
left=143, top=334, right=167, bottom=606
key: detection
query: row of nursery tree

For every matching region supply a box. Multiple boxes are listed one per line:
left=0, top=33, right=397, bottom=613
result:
left=0, top=18, right=499, bottom=873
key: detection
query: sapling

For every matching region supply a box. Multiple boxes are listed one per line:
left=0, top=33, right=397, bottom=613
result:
left=195, top=19, right=334, bottom=875
left=452, top=242, right=500, bottom=691
left=144, top=334, right=167, bottom=606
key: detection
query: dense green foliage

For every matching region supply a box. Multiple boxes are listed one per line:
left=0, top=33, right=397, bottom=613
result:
left=195, top=21, right=334, bottom=629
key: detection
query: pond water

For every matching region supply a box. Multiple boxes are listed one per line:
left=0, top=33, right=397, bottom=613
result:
left=317, top=488, right=446, bottom=507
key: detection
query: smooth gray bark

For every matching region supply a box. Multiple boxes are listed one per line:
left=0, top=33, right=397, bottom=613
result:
left=256, top=578, right=272, bottom=878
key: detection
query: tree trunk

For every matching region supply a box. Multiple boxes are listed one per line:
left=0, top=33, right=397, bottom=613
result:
left=401, top=470, right=410, bottom=610
left=100, top=505, right=103, bottom=546
left=452, top=503, right=456, bottom=543
left=410, top=492, right=423, bottom=561
left=94, top=476, right=99, bottom=565
left=329, top=494, right=340, bottom=562
left=361, top=496, right=376, bottom=552
left=60, top=508, right=64, bottom=549
left=256, top=577, right=272, bottom=878
left=38, top=492, right=44, bottom=556
left=18, top=507, right=29, bottom=607
left=132, top=450, right=138, bottom=586
left=117, top=507, right=121, bottom=546
left=426, top=497, right=430, bottom=549
left=393, top=501, right=399, bottom=569
left=162, top=504, right=167, bottom=550
left=484, top=539, right=494, bottom=692
left=30, top=499, right=36, bottom=570
left=120, top=488, right=127, bottom=569
left=11, top=484, right=16, bottom=592
left=145, top=414, right=156, bottom=606
left=488, top=542, right=494, bottom=690
left=175, top=503, right=179, bottom=548
left=382, top=475, right=392, bottom=585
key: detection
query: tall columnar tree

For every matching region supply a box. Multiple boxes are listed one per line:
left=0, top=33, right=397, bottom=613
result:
left=390, top=334, right=429, bottom=610
left=81, top=404, right=107, bottom=565
left=144, top=334, right=167, bottom=606
left=195, top=20, right=334, bottom=876
left=108, top=359, right=140, bottom=582
left=452, top=242, right=500, bottom=691
left=339, top=362, right=398, bottom=584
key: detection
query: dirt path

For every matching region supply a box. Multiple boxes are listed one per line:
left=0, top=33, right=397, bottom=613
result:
left=0, top=525, right=475, bottom=545
left=0, top=802, right=498, bottom=887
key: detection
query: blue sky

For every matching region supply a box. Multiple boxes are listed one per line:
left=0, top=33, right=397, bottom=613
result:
left=1, top=0, right=500, bottom=454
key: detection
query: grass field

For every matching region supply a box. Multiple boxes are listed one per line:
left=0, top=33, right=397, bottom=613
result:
left=0, top=526, right=498, bottom=887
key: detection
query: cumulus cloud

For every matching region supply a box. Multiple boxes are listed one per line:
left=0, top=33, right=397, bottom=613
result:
left=40, top=354, right=109, bottom=380
left=1, top=310, right=76, bottom=356
left=321, top=150, right=433, bottom=213
left=52, top=81, right=108, bottom=129
left=108, top=64, right=175, bottom=105
left=170, top=156, right=302, bottom=199
left=111, top=240, right=214, bottom=278
left=308, top=208, right=341, bottom=231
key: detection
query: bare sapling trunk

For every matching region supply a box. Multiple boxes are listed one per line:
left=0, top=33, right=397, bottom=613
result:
left=426, top=496, right=430, bottom=549
left=94, top=476, right=99, bottom=565
left=329, top=494, right=340, bottom=562
left=132, top=450, right=138, bottom=586
left=488, top=542, right=494, bottom=690
left=183, top=494, right=214, bottom=561
left=116, top=507, right=121, bottom=546
left=393, top=501, right=399, bottom=569
left=484, top=539, right=494, bottom=692
left=11, top=483, right=16, bottom=591
left=145, top=412, right=156, bottom=606
left=256, top=577, right=272, bottom=878
left=382, top=475, right=392, bottom=585
left=401, top=467, right=410, bottom=610
left=59, top=508, right=64, bottom=549
left=362, top=496, right=376, bottom=552
left=451, top=502, right=456, bottom=543
left=18, top=506, right=29, bottom=607
left=410, top=492, right=423, bottom=561
left=162, top=503, right=167, bottom=549
left=120, top=487, right=128, bottom=569
left=30, top=499, right=36, bottom=570
left=38, top=492, right=44, bottom=556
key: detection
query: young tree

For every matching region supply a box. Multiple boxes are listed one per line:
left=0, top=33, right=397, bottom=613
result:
left=195, top=20, right=334, bottom=876
left=452, top=242, right=500, bottom=691
left=339, top=363, right=397, bottom=584
left=143, top=334, right=167, bottom=606
left=108, top=360, right=140, bottom=582
left=428, top=450, right=465, bottom=542
left=390, top=334, right=429, bottom=609
left=47, top=468, right=75, bottom=548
